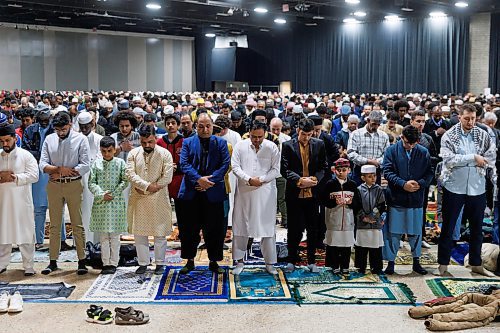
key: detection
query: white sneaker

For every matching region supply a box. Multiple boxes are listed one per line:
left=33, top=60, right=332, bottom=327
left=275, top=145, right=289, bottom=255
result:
left=265, top=264, right=278, bottom=275
left=232, top=262, right=244, bottom=275
left=422, top=241, right=432, bottom=249
left=0, top=292, right=9, bottom=313
left=307, top=264, right=319, bottom=273
left=8, top=292, right=23, bottom=313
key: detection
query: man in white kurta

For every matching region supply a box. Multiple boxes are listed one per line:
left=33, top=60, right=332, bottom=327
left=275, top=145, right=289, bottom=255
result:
left=0, top=125, right=39, bottom=276
left=78, top=112, right=103, bottom=243
left=126, top=124, right=173, bottom=275
left=231, top=122, right=281, bottom=275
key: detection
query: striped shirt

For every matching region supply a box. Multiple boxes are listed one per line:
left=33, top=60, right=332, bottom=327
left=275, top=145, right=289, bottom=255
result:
left=347, top=126, right=390, bottom=166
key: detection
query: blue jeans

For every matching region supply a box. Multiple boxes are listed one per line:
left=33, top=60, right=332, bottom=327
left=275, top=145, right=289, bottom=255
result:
left=493, top=202, right=500, bottom=245
left=453, top=206, right=463, bottom=241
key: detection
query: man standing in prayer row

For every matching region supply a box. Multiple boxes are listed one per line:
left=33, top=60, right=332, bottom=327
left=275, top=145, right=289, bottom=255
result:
left=0, top=125, right=39, bottom=276
left=231, top=121, right=281, bottom=275
left=281, top=118, right=329, bottom=273
left=126, top=125, right=173, bottom=275
left=177, top=113, right=230, bottom=274
left=39, top=112, right=90, bottom=275
left=436, top=104, right=497, bottom=277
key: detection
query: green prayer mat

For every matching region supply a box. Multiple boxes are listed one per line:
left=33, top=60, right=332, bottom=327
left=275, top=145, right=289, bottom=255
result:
left=285, top=267, right=390, bottom=284
left=426, top=278, right=500, bottom=297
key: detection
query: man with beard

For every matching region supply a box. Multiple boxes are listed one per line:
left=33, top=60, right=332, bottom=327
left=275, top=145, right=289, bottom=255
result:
left=126, top=125, right=173, bottom=275
left=423, top=105, right=451, bottom=155
left=39, top=112, right=90, bottom=275
left=111, top=110, right=140, bottom=161
left=180, top=112, right=195, bottom=138
left=230, top=111, right=246, bottom=137
left=0, top=124, right=39, bottom=276
left=98, top=101, right=118, bottom=135
left=394, top=100, right=411, bottom=127
left=15, top=107, right=35, bottom=139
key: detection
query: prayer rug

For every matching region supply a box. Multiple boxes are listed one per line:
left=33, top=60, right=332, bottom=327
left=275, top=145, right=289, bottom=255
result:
left=297, top=242, right=326, bottom=267
left=393, top=251, right=438, bottom=266
left=244, top=242, right=288, bottom=265
left=293, top=282, right=415, bottom=305
left=81, top=267, right=162, bottom=302
left=426, top=278, right=500, bottom=298
left=285, top=267, right=390, bottom=284
left=155, top=266, right=228, bottom=302
left=11, top=249, right=78, bottom=263
left=228, top=266, right=292, bottom=302
left=195, top=249, right=233, bottom=266
left=0, top=282, right=75, bottom=300
left=450, top=243, right=469, bottom=266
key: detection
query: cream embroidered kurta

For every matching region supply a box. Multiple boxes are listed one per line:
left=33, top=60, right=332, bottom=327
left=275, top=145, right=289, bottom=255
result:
left=231, top=139, right=281, bottom=238
left=0, top=147, right=39, bottom=244
left=126, top=145, right=173, bottom=236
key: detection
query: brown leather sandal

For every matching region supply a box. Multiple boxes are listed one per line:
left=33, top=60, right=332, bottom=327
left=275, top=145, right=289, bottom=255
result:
left=114, top=307, right=150, bottom=325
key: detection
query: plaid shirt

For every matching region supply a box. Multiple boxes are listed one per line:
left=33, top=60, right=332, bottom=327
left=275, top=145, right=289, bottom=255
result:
left=347, top=126, right=389, bottom=166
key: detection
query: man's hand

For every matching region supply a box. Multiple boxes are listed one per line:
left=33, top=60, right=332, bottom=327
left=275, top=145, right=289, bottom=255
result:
left=0, top=171, right=15, bottom=183
left=298, top=177, right=318, bottom=188
left=120, top=140, right=133, bottom=152
left=335, top=197, right=346, bottom=206
left=197, top=175, right=215, bottom=190
left=146, top=183, right=165, bottom=193
left=367, top=159, right=380, bottom=167
left=59, top=167, right=79, bottom=177
left=436, top=128, right=446, bottom=136
left=248, top=177, right=263, bottom=187
left=403, top=180, right=420, bottom=192
left=103, top=192, right=114, bottom=201
left=474, top=155, right=487, bottom=167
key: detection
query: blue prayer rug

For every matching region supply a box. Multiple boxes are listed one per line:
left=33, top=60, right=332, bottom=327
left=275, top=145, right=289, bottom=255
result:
left=228, top=266, right=293, bottom=302
left=450, top=243, right=469, bottom=265
left=155, top=266, right=229, bottom=302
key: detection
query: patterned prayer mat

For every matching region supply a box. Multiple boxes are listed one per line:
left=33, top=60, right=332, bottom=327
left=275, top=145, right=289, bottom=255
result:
left=155, top=266, right=228, bottom=302
left=298, top=242, right=326, bottom=267
left=11, top=249, right=78, bottom=263
left=292, top=282, right=415, bottom=305
left=228, top=266, right=292, bottom=302
left=244, top=242, right=288, bottom=265
left=0, top=282, right=75, bottom=300
left=450, top=243, right=469, bottom=266
left=285, top=267, right=390, bottom=284
left=81, top=267, right=162, bottom=302
left=393, top=251, right=439, bottom=266
left=426, top=278, right=500, bottom=297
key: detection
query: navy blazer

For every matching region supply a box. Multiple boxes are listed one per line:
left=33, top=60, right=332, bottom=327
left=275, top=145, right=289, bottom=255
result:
left=178, top=135, right=230, bottom=203
left=382, top=140, right=433, bottom=208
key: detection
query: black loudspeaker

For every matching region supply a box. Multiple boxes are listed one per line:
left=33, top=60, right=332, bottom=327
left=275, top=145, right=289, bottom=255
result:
left=229, top=41, right=238, bottom=47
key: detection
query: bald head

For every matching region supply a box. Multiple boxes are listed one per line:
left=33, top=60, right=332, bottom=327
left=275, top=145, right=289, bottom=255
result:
left=270, top=117, right=283, bottom=136
left=197, top=113, right=213, bottom=138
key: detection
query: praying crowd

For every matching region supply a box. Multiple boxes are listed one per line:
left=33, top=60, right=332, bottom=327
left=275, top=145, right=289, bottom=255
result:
left=1, top=90, right=500, bottom=278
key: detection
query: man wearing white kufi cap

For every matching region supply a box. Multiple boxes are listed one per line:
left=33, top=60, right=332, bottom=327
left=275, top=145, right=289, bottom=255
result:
left=78, top=112, right=103, bottom=242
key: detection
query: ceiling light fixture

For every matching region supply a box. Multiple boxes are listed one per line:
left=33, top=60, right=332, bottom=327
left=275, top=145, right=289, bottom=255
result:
left=58, top=16, right=71, bottom=20
left=455, top=2, right=469, bottom=8
left=125, top=22, right=136, bottom=26
left=243, top=10, right=249, bottom=17
left=181, top=26, right=192, bottom=30
left=260, top=28, right=270, bottom=32
left=313, top=15, right=324, bottom=20
left=305, top=22, right=317, bottom=26
left=401, top=7, right=414, bottom=12
left=274, top=18, right=286, bottom=24
left=157, top=29, right=166, bottom=32
left=254, top=7, right=268, bottom=14
left=429, top=11, right=447, bottom=18
left=99, top=24, right=111, bottom=27
left=7, top=4, right=23, bottom=8
left=385, top=15, right=401, bottom=21
left=210, top=24, right=221, bottom=28
left=146, top=3, right=161, bottom=10
left=345, top=0, right=360, bottom=4
left=153, top=18, right=164, bottom=22
left=227, top=8, right=234, bottom=15
left=353, top=11, right=366, bottom=17
left=34, top=18, right=47, bottom=22
left=205, top=33, right=216, bottom=38
left=343, top=18, right=359, bottom=24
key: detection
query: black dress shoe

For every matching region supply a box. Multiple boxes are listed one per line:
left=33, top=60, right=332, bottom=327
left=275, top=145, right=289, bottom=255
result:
left=154, top=265, right=165, bottom=275
left=41, top=260, right=58, bottom=275
left=209, top=261, right=224, bottom=274
left=60, top=241, right=75, bottom=252
left=135, top=265, right=148, bottom=275
left=179, top=261, right=195, bottom=275
left=0, top=268, right=6, bottom=274
left=77, top=260, right=88, bottom=275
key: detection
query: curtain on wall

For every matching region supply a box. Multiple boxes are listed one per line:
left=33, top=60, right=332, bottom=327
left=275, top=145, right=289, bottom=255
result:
left=489, top=13, right=500, bottom=94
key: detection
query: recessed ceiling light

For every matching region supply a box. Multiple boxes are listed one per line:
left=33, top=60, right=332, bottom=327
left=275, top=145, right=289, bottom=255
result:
left=146, top=3, right=161, bottom=10
left=455, top=2, right=469, bottom=8
left=313, top=15, right=324, bottom=20
left=210, top=24, right=221, bottom=28
left=157, top=29, right=166, bottom=32
left=99, top=24, right=111, bottom=27
left=181, top=26, right=192, bottom=30
left=230, top=31, right=242, bottom=34
left=305, top=23, right=318, bottom=26
left=345, top=0, right=360, bottom=4
left=205, top=33, right=216, bottom=37
left=216, top=13, right=230, bottom=17
left=354, top=11, right=366, bottom=17
left=35, top=18, right=47, bottom=22
left=401, top=7, right=414, bottom=12
left=58, top=16, right=71, bottom=20
left=260, top=28, right=270, bottom=32
left=343, top=18, right=359, bottom=24
left=385, top=15, right=401, bottom=21
left=429, top=11, right=447, bottom=18
left=153, top=18, right=164, bottom=22
left=254, top=7, right=268, bottom=13
left=7, top=4, right=23, bottom=8
left=274, top=18, right=286, bottom=24
left=125, top=22, right=136, bottom=26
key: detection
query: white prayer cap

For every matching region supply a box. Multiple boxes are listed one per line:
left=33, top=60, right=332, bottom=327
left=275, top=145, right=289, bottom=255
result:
left=104, top=101, right=113, bottom=108
left=132, top=95, right=141, bottom=102
left=77, top=112, right=92, bottom=125
left=361, top=165, right=376, bottom=174
left=71, top=97, right=79, bottom=103
left=455, top=100, right=464, bottom=105
left=292, top=105, right=303, bottom=114
left=163, top=105, right=174, bottom=115
left=133, top=107, right=146, bottom=116
left=441, top=106, right=451, bottom=112
left=307, top=103, right=315, bottom=109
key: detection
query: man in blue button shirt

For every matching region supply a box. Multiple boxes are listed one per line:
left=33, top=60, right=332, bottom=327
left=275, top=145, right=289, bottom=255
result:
left=436, top=104, right=496, bottom=277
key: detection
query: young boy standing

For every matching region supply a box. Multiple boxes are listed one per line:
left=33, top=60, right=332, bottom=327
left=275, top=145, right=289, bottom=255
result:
left=88, top=137, right=129, bottom=274
left=355, top=165, right=386, bottom=274
left=321, top=158, right=361, bottom=275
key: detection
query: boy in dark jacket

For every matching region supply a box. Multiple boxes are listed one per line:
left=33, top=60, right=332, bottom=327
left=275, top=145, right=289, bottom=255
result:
left=355, top=165, right=386, bottom=274
left=320, top=158, right=361, bottom=275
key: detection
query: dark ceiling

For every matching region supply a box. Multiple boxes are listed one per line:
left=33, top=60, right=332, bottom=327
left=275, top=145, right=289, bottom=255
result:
left=0, top=0, right=498, bottom=36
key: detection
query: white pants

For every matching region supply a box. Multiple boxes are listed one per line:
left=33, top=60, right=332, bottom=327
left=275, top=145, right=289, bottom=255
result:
left=82, top=174, right=96, bottom=243
left=135, top=235, right=167, bottom=266
left=0, top=244, right=35, bottom=271
left=100, top=232, right=121, bottom=267
left=232, top=236, right=277, bottom=264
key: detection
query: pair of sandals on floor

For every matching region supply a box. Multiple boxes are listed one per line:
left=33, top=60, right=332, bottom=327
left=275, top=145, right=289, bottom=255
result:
left=86, top=305, right=149, bottom=325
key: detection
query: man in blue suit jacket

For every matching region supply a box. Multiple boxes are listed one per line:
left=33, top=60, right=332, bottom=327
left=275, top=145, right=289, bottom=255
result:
left=177, top=113, right=230, bottom=274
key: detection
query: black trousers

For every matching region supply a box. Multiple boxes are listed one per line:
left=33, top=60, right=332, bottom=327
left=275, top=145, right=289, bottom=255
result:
left=354, top=246, right=383, bottom=273
left=317, top=205, right=326, bottom=248
left=326, top=246, right=351, bottom=270
left=176, top=193, right=225, bottom=262
left=287, top=198, right=319, bottom=265
left=438, top=189, right=485, bottom=266
left=422, top=187, right=429, bottom=236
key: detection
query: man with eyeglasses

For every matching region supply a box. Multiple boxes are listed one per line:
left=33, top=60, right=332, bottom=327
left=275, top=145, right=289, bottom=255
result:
left=39, top=111, right=90, bottom=275
left=382, top=125, right=433, bottom=275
